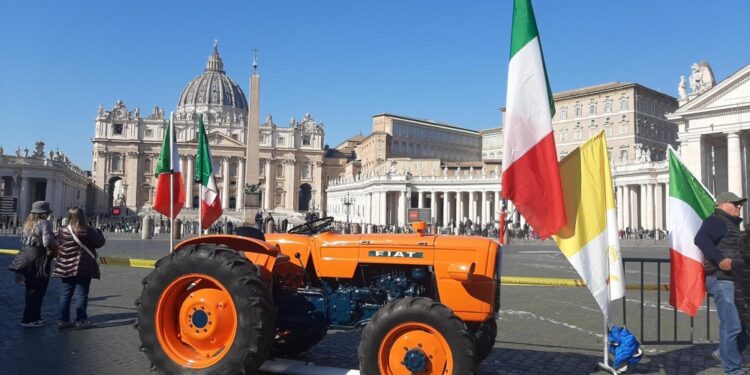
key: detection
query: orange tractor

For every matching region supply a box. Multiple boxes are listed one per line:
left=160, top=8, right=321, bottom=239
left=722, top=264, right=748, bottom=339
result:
left=136, top=218, right=501, bottom=374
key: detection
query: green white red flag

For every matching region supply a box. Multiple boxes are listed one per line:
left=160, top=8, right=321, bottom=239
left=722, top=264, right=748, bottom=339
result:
left=152, top=118, right=185, bottom=218
left=195, top=114, right=222, bottom=229
left=668, top=146, right=714, bottom=316
left=501, top=0, right=566, bottom=239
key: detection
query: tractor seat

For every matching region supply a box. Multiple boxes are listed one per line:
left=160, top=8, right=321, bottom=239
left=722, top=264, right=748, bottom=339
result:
left=234, top=226, right=266, bottom=241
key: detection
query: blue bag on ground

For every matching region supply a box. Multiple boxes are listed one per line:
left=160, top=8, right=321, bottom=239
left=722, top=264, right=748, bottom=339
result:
left=608, top=325, right=643, bottom=371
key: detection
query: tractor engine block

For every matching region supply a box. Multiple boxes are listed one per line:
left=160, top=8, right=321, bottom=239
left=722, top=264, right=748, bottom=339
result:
left=277, top=266, right=432, bottom=330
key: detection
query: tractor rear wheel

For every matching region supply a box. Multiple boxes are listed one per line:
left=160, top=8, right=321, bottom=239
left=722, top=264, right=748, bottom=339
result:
left=358, top=297, right=478, bottom=375
left=468, top=318, right=497, bottom=362
left=136, top=244, right=273, bottom=374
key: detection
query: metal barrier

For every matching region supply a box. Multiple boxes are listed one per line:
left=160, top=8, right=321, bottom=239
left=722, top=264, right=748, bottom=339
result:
left=622, top=257, right=714, bottom=345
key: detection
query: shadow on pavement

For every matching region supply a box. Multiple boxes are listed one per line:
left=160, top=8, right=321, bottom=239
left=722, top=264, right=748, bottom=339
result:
left=89, top=294, right=121, bottom=302
left=90, top=312, right=137, bottom=328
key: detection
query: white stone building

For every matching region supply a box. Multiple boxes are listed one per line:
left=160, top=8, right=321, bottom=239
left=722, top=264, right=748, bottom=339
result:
left=327, top=114, right=500, bottom=228
left=0, top=141, right=89, bottom=224
left=327, top=71, right=745, bottom=233
left=668, top=63, right=750, bottom=219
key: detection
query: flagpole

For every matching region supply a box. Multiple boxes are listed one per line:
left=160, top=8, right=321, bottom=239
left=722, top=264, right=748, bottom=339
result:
left=169, top=112, right=175, bottom=253
left=199, top=185, right=203, bottom=235
left=597, top=197, right=617, bottom=375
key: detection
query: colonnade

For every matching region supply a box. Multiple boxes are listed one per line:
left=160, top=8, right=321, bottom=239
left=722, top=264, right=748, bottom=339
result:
left=615, top=182, right=668, bottom=231
left=328, top=188, right=504, bottom=228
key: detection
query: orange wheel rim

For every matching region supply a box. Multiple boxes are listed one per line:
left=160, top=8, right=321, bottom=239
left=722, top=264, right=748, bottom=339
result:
left=378, top=322, right=453, bottom=375
left=155, top=274, right=237, bottom=368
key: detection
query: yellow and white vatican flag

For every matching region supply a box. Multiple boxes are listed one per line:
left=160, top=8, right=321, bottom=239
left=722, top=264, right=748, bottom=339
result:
left=553, top=131, right=625, bottom=321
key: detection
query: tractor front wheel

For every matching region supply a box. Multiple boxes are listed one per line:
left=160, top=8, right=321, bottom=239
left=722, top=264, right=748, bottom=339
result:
left=136, top=244, right=273, bottom=374
left=358, top=297, right=478, bottom=375
left=468, top=318, right=497, bottom=362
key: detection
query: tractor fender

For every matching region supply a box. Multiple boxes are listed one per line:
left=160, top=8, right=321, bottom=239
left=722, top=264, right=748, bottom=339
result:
left=174, top=235, right=284, bottom=281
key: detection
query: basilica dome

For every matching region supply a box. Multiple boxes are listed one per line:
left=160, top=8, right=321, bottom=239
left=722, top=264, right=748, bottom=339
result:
left=176, top=45, right=247, bottom=123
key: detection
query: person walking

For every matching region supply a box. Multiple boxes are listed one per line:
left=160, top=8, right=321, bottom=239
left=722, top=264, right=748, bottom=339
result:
left=255, top=211, right=263, bottom=231
left=9, top=201, right=57, bottom=327
left=51, top=207, right=106, bottom=330
left=695, top=191, right=747, bottom=375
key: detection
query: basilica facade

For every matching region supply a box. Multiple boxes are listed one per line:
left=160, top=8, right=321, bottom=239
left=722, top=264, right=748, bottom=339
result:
left=91, top=45, right=327, bottom=221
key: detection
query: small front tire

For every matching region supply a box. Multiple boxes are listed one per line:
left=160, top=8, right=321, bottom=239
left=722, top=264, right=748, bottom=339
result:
left=358, top=297, right=478, bottom=375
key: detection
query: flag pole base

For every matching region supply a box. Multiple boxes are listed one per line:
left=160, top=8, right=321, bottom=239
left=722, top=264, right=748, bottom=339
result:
left=595, top=362, right=619, bottom=375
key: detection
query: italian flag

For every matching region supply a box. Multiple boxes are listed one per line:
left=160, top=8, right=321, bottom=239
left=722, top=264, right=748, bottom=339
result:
left=668, top=147, right=714, bottom=316
left=152, top=118, right=185, bottom=218
left=501, top=0, right=566, bottom=239
left=195, top=114, right=222, bottom=229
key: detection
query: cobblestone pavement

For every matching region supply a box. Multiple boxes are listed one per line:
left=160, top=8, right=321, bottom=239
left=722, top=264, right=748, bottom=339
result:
left=2, top=236, right=750, bottom=374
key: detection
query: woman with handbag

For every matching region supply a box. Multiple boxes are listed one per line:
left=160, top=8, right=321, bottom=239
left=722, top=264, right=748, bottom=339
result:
left=9, top=201, right=57, bottom=328
left=51, top=207, right=105, bottom=329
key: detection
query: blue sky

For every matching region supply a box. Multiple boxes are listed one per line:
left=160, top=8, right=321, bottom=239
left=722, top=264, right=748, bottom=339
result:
left=1, top=1, right=748, bottom=168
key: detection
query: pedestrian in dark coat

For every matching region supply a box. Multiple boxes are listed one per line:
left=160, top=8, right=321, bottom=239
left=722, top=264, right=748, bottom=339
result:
left=255, top=211, right=263, bottom=230
left=51, top=207, right=105, bottom=329
left=9, top=201, right=57, bottom=328
left=696, top=191, right=747, bottom=373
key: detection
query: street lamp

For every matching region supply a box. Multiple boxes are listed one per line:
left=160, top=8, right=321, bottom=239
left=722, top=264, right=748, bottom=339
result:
left=341, top=193, right=355, bottom=233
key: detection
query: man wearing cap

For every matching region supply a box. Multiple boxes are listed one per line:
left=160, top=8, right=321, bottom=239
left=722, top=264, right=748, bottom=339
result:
left=695, top=191, right=747, bottom=375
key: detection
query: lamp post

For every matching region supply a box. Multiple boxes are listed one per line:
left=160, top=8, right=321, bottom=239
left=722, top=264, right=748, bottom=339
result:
left=341, top=193, right=355, bottom=233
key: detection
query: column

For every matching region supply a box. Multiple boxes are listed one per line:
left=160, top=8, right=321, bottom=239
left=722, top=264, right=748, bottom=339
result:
left=237, top=158, right=245, bottom=208
left=616, top=186, right=624, bottom=231
left=285, top=161, right=296, bottom=210
left=19, top=177, right=30, bottom=217
left=185, top=156, right=194, bottom=209
left=645, top=183, right=654, bottom=230
left=45, top=178, right=55, bottom=216
left=418, top=191, right=425, bottom=209
left=54, top=180, right=64, bottom=217
left=469, top=192, right=476, bottom=224
left=655, top=183, right=663, bottom=230
left=495, top=191, right=501, bottom=228
left=632, top=185, right=638, bottom=229
left=221, top=157, right=230, bottom=209
left=430, top=191, right=437, bottom=225
left=366, top=192, right=372, bottom=227
left=179, top=157, right=186, bottom=185
left=380, top=191, right=388, bottom=226
left=398, top=190, right=406, bottom=226
left=727, top=132, right=742, bottom=196
left=481, top=191, right=487, bottom=225
left=264, top=159, right=273, bottom=210
left=455, top=192, right=462, bottom=223
left=665, top=183, right=670, bottom=227
left=443, top=191, right=450, bottom=227
left=624, top=186, right=629, bottom=229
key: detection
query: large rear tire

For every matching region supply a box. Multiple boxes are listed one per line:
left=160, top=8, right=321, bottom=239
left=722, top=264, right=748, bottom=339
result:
left=136, top=244, right=273, bottom=374
left=358, top=297, right=478, bottom=375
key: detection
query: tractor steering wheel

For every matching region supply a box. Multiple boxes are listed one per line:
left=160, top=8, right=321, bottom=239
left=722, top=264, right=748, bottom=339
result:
left=287, top=216, right=335, bottom=235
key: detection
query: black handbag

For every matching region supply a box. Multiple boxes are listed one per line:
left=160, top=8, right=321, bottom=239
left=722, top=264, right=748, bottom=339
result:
left=8, top=246, right=37, bottom=274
